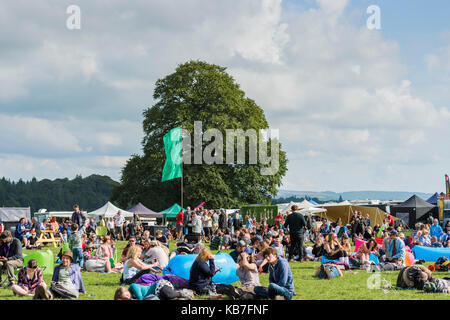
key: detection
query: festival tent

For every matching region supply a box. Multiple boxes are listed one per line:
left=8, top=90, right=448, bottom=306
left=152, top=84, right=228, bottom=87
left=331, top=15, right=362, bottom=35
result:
left=278, top=200, right=314, bottom=213
left=88, top=201, right=134, bottom=219
left=316, top=204, right=386, bottom=226
left=0, top=207, right=31, bottom=231
left=390, top=195, right=439, bottom=228
left=298, top=199, right=315, bottom=209
left=0, top=207, right=31, bottom=222
left=298, top=207, right=327, bottom=217
left=128, top=202, right=163, bottom=218
left=278, top=201, right=297, bottom=213
left=308, top=200, right=319, bottom=205
left=160, top=203, right=185, bottom=220
left=426, top=192, right=440, bottom=205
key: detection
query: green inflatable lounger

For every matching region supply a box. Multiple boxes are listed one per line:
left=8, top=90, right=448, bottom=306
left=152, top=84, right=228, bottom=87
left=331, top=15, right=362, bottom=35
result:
left=23, top=249, right=55, bottom=275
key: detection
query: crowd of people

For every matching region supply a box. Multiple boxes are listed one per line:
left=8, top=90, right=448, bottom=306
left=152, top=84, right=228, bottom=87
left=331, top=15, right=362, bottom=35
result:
left=0, top=203, right=449, bottom=300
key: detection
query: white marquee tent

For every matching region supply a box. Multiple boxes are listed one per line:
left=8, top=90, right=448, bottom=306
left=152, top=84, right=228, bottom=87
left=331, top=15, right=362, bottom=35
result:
left=88, top=202, right=134, bottom=219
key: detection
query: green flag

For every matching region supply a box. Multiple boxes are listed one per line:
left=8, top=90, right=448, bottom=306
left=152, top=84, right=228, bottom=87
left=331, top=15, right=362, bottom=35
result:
left=161, top=127, right=182, bottom=182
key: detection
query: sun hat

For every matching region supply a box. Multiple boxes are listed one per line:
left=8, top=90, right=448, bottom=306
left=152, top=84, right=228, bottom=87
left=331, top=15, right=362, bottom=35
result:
left=61, top=251, right=73, bottom=261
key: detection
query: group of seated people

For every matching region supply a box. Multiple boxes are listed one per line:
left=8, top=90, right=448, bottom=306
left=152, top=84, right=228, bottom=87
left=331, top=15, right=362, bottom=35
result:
left=0, top=230, right=85, bottom=299
left=114, top=245, right=296, bottom=301
left=410, top=220, right=450, bottom=248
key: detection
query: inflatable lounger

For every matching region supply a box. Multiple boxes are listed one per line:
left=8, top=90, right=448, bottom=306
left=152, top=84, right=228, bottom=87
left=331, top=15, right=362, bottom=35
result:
left=162, top=252, right=239, bottom=285
left=412, top=246, right=450, bottom=262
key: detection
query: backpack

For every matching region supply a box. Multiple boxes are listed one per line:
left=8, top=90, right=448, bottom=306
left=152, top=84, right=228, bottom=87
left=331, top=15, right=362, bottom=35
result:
left=435, top=256, right=449, bottom=272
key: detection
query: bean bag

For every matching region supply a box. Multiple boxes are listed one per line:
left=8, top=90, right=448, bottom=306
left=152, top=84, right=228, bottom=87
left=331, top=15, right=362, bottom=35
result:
left=24, top=249, right=54, bottom=275
left=412, top=246, right=450, bottom=262
left=404, top=251, right=415, bottom=267
left=162, top=252, right=239, bottom=285
left=354, top=238, right=365, bottom=252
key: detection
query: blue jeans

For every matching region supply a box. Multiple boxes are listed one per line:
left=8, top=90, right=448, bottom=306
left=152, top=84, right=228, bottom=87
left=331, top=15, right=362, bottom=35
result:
left=254, top=283, right=293, bottom=300
left=72, top=248, right=83, bottom=268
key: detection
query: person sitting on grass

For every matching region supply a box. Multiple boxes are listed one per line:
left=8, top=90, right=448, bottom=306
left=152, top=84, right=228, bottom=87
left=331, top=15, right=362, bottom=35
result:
left=68, top=223, right=84, bottom=269
left=311, top=236, right=327, bottom=260
left=26, top=229, right=41, bottom=250
left=34, top=251, right=85, bottom=300
left=141, top=240, right=169, bottom=270
left=271, top=236, right=285, bottom=258
left=324, top=232, right=349, bottom=264
left=253, top=247, right=295, bottom=300
left=340, top=234, right=352, bottom=256
left=210, top=230, right=223, bottom=251
left=255, top=240, right=270, bottom=273
left=430, top=236, right=443, bottom=248
left=236, top=252, right=260, bottom=294
left=230, top=240, right=253, bottom=263
left=383, top=230, right=405, bottom=265
left=0, top=230, right=24, bottom=289
left=121, top=237, right=142, bottom=262
left=221, top=228, right=231, bottom=249
left=83, top=244, right=114, bottom=273
left=355, top=238, right=379, bottom=266
left=121, top=245, right=160, bottom=285
left=188, top=247, right=217, bottom=296
left=155, top=230, right=169, bottom=248
left=15, top=218, right=30, bottom=248
left=11, top=259, right=45, bottom=297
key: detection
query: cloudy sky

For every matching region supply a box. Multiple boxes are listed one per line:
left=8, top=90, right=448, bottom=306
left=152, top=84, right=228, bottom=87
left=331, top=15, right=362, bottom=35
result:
left=1, top=0, right=449, bottom=193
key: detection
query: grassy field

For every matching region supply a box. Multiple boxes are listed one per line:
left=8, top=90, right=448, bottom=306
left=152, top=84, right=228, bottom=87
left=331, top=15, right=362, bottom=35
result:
left=0, top=240, right=448, bottom=300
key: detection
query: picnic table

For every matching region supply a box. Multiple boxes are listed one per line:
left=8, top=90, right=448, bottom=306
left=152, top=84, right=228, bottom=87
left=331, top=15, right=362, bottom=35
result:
left=36, top=229, right=61, bottom=247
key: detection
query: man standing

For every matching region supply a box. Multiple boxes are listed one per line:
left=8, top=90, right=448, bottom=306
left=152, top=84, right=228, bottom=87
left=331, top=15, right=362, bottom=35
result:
left=284, top=205, right=307, bottom=262
left=115, top=211, right=125, bottom=241
left=71, top=205, right=85, bottom=229
left=0, top=231, right=24, bottom=288
left=218, top=209, right=227, bottom=233
left=183, top=207, right=192, bottom=239
left=188, top=211, right=202, bottom=243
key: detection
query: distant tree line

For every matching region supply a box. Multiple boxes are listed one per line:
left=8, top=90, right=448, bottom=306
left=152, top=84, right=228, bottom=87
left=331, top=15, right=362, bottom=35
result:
left=272, top=195, right=344, bottom=205
left=0, top=174, right=119, bottom=214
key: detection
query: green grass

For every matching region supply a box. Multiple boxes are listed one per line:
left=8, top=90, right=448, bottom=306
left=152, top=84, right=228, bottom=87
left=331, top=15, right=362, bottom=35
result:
left=0, top=240, right=448, bottom=300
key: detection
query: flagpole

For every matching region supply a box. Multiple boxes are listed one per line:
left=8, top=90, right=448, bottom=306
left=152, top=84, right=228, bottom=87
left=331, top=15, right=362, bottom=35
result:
left=181, top=125, right=183, bottom=209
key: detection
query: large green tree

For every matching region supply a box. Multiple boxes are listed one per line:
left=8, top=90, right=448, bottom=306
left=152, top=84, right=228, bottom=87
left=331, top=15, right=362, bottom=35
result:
left=111, top=61, right=287, bottom=211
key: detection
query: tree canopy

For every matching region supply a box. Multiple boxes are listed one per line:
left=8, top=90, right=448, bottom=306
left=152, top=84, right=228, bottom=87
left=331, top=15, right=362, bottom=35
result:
left=0, top=175, right=119, bottom=213
left=111, top=60, right=287, bottom=211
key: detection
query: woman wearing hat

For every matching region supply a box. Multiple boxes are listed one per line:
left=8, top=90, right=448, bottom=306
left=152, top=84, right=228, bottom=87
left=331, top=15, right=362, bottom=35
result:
left=34, top=251, right=85, bottom=299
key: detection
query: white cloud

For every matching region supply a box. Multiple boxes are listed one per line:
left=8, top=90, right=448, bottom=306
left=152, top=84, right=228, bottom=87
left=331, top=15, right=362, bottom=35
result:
left=0, top=0, right=448, bottom=193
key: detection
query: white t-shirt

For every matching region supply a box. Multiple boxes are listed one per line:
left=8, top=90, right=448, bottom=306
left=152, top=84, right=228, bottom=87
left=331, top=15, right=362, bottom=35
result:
left=115, top=215, right=125, bottom=227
